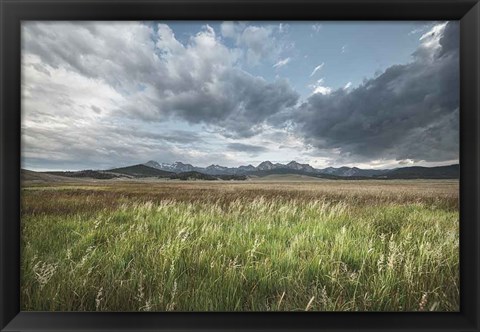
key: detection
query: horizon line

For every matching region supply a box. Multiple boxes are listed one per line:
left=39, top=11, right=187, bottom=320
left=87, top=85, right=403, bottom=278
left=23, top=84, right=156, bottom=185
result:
left=21, top=159, right=460, bottom=173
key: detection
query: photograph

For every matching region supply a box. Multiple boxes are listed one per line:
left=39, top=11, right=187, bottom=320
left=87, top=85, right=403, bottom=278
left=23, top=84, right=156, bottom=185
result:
left=20, top=20, right=459, bottom=312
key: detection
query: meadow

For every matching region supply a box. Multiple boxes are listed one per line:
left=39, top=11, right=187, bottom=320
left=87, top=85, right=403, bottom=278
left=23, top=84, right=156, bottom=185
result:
left=20, top=179, right=459, bottom=311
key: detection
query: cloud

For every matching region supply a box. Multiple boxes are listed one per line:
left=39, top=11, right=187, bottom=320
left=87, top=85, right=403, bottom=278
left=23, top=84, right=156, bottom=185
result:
left=91, top=105, right=102, bottom=114
left=148, top=24, right=299, bottom=136
left=220, top=21, right=239, bottom=39
left=220, top=22, right=287, bottom=66
left=408, top=23, right=432, bottom=36
left=273, top=57, right=291, bottom=68
left=312, top=86, right=332, bottom=95
left=21, top=55, right=206, bottom=170
left=398, top=159, right=415, bottom=165
left=311, top=24, right=322, bottom=33
left=310, top=63, right=324, bottom=77
left=21, top=22, right=303, bottom=170
left=239, top=26, right=277, bottom=65
left=227, top=143, right=268, bottom=154
left=309, top=78, right=332, bottom=95
left=21, top=21, right=459, bottom=170
left=293, top=22, right=459, bottom=163
left=23, top=22, right=161, bottom=92
left=414, top=22, right=448, bottom=60
left=23, top=22, right=298, bottom=142
left=278, top=23, right=289, bottom=34
left=343, top=82, right=352, bottom=90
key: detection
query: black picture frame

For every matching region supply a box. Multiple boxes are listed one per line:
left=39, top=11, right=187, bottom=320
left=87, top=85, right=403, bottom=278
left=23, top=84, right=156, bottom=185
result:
left=1, top=0, right=479, bottom=331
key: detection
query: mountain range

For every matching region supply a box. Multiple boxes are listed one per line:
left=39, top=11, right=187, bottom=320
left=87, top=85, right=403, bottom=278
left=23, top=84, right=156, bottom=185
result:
left=26, top=160, right=459, bottom=181
left=144, top=160, right=375, bottom=176
left=143, top=160, right=458, bottom=179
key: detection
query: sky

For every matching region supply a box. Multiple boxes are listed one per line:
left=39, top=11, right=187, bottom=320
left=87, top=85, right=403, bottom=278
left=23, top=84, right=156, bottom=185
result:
left=21, top=21, right=459, bottom=171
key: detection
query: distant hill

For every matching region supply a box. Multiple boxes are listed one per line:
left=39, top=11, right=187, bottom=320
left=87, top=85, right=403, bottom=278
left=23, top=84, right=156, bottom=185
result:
left=108, top=164, right=174, bottom=177
left=319, top=166, right=389, bottom=177
left=376, top=164, right=459, bottom=179
left=22, top=169, right=122, bottom=182
left=21, top=169, right=71, bottom=182
left=250, top=168, right=375, bottom=180
left=46, top=170, right=121, bottom=179
left=251, top=165, right=459, bottom=180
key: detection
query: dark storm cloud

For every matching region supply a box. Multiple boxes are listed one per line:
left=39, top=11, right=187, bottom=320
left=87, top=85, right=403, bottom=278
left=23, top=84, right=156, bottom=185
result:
left=227, top=143, right=268, bottom=153
left=293, top=22, right=459, bottom=162
left=118, top=74, right=299, bottom=139
left=161, top=71, right=299, bottom=138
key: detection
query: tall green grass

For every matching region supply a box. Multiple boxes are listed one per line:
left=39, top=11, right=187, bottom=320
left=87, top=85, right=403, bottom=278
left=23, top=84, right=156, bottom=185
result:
left=21, top=184, right=459, bottom=312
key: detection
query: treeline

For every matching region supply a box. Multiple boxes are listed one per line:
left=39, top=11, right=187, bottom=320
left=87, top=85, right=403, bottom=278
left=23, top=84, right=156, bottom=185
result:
left=47, top=170, right=120, bottom=179
left=168, top=171, right=247, bottom=181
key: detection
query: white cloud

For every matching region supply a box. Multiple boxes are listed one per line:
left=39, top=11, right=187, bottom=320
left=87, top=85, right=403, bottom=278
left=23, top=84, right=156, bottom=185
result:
left=309, top=78, right=332, bottom=95
left=419, top=22, right=447, bottom=42
left=311, top=24, right=322, bottom=33
left=410, top=22, right=449, bottom=62
left=278, top=23, right=289, bottom=34
left=309, top=62, right=324, bottom=77
left=312, top=86, right=332, bottom=95
left=418, top=22, right=448, bottom=53
left=343, top=82, right=352, bottom=90
left=220, top=22, right=289, bottom=67
left=273, top=57, right=291, bottom=68
left=408, top=24, right=431, bottom=36
left=220, top=21, right=237, bottom=39
left=22, top=53, right=124, bottom=123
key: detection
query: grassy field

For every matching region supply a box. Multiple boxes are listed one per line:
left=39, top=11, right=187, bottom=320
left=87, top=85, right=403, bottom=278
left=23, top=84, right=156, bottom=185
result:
left=20, top=179, right=459, bottom=311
